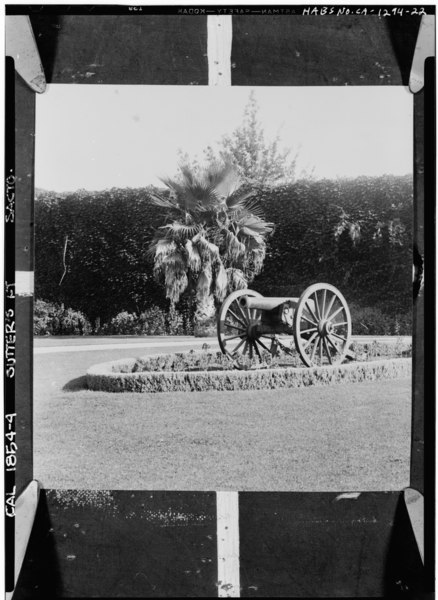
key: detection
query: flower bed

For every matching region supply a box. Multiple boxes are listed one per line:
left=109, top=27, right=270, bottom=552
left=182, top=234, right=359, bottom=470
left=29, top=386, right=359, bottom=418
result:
left=86, top=344, right=412, bottom=393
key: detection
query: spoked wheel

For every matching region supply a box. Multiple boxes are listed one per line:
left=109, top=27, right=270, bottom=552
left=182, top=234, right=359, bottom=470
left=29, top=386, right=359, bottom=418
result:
left=217, top=289, right=277, bottom=368
left=293, top=283, right=352, bottom=367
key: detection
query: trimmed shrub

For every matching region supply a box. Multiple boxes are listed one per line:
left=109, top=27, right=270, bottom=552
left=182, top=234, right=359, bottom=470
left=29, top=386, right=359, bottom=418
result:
left=87, top=353, right=412, bottom=393
left=102, top=306, right=187, bottom=336
left=350, top=303, right=412, bottom=336
left=34, top=299, right=91, bottom=335
left=103, top=311, right=139, bottom=335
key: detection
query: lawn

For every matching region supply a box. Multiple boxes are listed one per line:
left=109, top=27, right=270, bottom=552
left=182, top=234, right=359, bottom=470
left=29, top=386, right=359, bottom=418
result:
left=34, top=345, right=411, bottom=491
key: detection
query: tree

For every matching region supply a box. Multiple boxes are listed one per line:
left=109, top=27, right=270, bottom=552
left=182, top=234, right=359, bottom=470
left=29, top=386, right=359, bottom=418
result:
left=149, top=163, right=273, bottom=328
left=203, top=91, right=299, bottom=188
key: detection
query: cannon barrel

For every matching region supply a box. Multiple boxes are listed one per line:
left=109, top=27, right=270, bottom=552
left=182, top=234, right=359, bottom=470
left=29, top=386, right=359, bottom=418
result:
left=239, top=296, right=299, bottom=311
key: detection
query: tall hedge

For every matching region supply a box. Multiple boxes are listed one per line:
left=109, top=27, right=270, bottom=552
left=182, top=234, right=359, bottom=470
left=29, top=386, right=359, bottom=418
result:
left=35, top=175, right=412, bottom=326
left=252, top=175, right=413, bottom=314
left=34, top=187, right=166, bottom=323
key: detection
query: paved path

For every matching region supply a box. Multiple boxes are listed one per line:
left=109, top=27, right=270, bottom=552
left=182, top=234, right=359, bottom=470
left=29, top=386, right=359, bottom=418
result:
left=34, top=335, right=411, bottom=354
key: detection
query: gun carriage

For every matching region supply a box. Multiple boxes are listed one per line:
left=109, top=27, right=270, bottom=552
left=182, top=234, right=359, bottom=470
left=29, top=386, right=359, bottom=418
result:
left=217, top=283, right=352, bottom=367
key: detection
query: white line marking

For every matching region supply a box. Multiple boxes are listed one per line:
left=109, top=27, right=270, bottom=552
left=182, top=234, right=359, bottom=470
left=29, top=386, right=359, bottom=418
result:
left=208, top=16, right=232, bottom=86
left=33, top=335, right=411, bottom=355
left=15, top=270, right=34, bottom=296
left=35, top=339, right=220, bottom=354
left=217, top=491, right=240, bottom=598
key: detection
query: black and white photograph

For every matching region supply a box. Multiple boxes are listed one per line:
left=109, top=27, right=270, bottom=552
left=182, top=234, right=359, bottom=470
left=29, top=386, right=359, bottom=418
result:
left=4, top=5, right=434, bottom=598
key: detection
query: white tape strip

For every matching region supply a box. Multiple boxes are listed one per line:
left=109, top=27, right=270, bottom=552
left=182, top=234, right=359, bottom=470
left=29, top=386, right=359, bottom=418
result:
left=207, top=16, right=233, bottom=86
left=6, top=481, right=40, bottom=600
left=217, top=491, right=240, bottom=597
left=409, top=15, right=435, bottom=93
left=404, top=488, right=424, bottom=564
left=5, top=16, right=46, bottom=93
left=15, top=271, right=34, bottom=296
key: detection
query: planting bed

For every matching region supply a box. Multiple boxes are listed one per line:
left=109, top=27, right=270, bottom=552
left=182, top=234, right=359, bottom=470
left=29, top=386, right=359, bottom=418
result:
left=86, top=342, right=411, bottom=393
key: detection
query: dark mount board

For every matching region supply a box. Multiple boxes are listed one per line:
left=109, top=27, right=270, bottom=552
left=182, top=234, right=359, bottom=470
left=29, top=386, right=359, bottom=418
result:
left=5, top=8, right=433, bottom=598
left=12, top=491, right=423, bottom=598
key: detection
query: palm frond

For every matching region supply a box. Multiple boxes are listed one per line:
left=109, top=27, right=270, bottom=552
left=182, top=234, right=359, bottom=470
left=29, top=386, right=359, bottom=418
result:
left=160, top=222, right=201, bottom=238
left=223, top=229, right=246, bottom=260
left=196, top=268, right=212, bottom=300
left=214, top=262, right=228, bottom=302
left=226, top=267, right=247, bottom=292
left=185, top=239, right=202, bottom=272
left=237, top=214, right=274, bottom=235
left=152, top=238, right=177, bottom=257
left=149, top=192, right=179, bottom=210
left=164, top=270, right=189, bottom=303
left=225, top=188, right=255, bottom=209
left=192, top=233, right=220, bottom=260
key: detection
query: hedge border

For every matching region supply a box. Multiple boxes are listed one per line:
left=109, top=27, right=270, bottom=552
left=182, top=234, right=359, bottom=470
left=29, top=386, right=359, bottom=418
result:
left=86, top=353, right=412, bottom=393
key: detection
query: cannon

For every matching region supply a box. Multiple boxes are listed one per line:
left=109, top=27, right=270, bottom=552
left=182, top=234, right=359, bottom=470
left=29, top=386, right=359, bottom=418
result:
left=217, top=283, right=352, bottom=367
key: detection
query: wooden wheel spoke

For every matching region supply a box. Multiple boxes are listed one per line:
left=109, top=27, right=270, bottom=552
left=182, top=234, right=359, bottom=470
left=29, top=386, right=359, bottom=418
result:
left=300, top=327, right=317, bottom=335
left=332, top=321, right=349, bottom=328
left=231, top=338, right=246, bottom=355
left=242, top=340, right=249, bottom=355
left=251, top=308, right=260, bottom=321
left=323, top=337, right=332, bottom=365
left=323, top=293, right=336, bottom=320
left=326, top=304, right=345, bottom=322
left=227, top=307, right=247, bottom=328
left=331, top=332, right=347, bottom=343
left=223, top=334, right=245, bottom=342
left=256, top=338, right=271, bottom=353
left=234, top=302, right=250, bottom=325
left=303, top=331, right=318, bottom=350
left=253, top=340, right=262, bottom=360
left=305, top=300, right=319, bottom=325
left=224, top=321, right=245, bottom=332
left=327, top=335, right=340, bottom=353
left=301, top=314, right=318, bottom=327
left=319, top=336, right=323, bottom=363
left=313, top=291, right=322, bottom=320
left=322, top=288, right=327, bottom=320
left=310, top=336, right=321, bottom=362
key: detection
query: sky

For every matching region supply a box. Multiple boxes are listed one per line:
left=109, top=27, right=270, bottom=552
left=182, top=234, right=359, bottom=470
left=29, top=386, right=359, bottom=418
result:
left=35, top=85, right=413, bottom=192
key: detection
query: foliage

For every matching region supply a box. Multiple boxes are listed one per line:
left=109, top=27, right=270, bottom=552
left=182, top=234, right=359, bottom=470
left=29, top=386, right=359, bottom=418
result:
left=35, top=175, right=412, bottom=334
left=196, top=91, right=300, bottom=187
left=349, top=303, right=412, bottom=336
left=134, top=341, right=411, bottom=373
left=87, top=352, right=412, bottom=393
left=149, top=163, right=273, bottom=324
left=34, top=299, right=91, bottom=335
left=102, top=306, right=187, bottom=336
left=251, top=175, right=413, bottom=318
left=34, top=187, right=166, bottom=324
left=350, top=340, right=412, bottom=360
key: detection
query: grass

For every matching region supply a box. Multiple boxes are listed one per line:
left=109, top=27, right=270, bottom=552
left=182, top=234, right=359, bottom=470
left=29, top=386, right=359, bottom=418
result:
left=34, top=343, right=411, bottom=491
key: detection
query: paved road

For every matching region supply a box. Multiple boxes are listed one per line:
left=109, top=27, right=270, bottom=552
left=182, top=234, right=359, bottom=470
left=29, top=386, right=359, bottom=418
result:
left=34, top=335, right=411, bottom=354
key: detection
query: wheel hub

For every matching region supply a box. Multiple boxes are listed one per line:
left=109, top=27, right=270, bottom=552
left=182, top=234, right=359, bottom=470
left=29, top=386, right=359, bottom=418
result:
left=247, top=322, right=259, bottom=340
left=318, top=320, right=333, bottom=337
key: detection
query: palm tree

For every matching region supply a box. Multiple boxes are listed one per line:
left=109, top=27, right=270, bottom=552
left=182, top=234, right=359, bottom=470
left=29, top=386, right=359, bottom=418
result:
left=149, top=162, right=273, bottom=329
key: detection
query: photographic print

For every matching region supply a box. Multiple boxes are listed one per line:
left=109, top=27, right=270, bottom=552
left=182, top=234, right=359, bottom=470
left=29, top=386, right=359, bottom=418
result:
left=4, top=5, right=434, bottom=599
left=34, top=84, right=414, bottom=492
